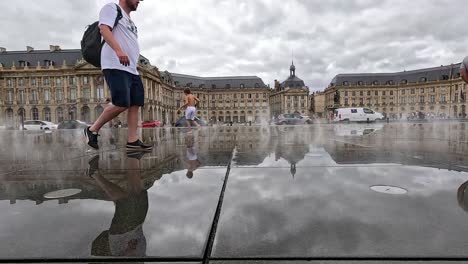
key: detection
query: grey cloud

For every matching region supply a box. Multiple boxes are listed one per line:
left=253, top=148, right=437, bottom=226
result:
left=2, top=0, right=468, bottom=91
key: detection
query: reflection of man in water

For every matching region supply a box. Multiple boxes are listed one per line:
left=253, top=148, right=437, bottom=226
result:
left=185, top=133, right=201, bottom=179
left=88, top=153, right=148, bottom=257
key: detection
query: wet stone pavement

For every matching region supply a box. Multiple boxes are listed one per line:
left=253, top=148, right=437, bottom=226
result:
left=1, top=122, right=468, bottom=263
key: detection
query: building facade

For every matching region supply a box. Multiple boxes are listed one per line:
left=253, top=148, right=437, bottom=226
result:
left=0, top=47, right=174, bottom=128
left=324, top=64, right=467, bottom=119
left=0, top=47, right=273, bottom=128
left=309, top=91, right=325, bottom=117
left=270, top=62, right=310, bottom=118
left=161, top=72, right=270, bottom=124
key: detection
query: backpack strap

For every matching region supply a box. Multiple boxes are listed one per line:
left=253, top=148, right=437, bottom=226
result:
left=112, top=4, right=123, bottom=31
left=101, top=4, right=123, bottom=46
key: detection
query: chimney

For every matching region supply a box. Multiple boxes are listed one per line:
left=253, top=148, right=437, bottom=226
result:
left=49, top=45, right=61, bottom=52
left=0, top=47, right=6, bottom=53
left=27, top=46, right=34, bottom=52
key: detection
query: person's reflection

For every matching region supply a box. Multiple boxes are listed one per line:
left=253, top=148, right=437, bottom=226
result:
left=87, top=152, right=148, bottom=257
left=185, top=133, right=201, bottom=179
left=457, top=180, right=468, bottom=212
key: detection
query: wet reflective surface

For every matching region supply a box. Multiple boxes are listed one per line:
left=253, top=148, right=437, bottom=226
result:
left=1, top=122, right=468, bottom=262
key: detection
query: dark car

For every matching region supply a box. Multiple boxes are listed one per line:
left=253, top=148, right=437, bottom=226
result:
left=275, top=114, right=313, bottom=125
left=57, top=120, right=89, bottom=129
left=175, top=117, right=207, bottom=127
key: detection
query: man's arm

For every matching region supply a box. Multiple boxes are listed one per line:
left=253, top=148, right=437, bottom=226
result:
left=461, top=68, right=468, bottom=84
left=99, top=25, right=129, bottom=66
left=178, top=97, right=189, bottom=111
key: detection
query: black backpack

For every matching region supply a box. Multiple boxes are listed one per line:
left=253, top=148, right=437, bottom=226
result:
left=81, top=4, right=123, bottom=68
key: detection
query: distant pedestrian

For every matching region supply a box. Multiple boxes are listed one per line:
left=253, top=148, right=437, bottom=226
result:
left=177, top=88, right=200, bottom=132
left=84, top=0, right=152, bottom=151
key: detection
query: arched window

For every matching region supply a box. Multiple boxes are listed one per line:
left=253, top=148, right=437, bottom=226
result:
left=95, top=106, right=104, bottom=118
left=81, top=106, right=90, bottom=123
left=18, top=108, right=25, bottom=121
left=56, top=107, right=64, bottom=122
left=373, top=80, right=379, bottom=85
left=240, top=83, right=245, bottom=88
left=401, top=79, right=408, bottom=84
left=31, top=108, right=39, bottom=120
left=420, top=77, right=427, bottom=82
left=43, top=107, right=51, bottom=122
left=343, top=81, right=349, bottom=86
left=358, top=81, right=364, bottom=86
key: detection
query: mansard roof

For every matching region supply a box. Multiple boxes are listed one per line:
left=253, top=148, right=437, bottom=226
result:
left=0, top=49, right=83, bottom=67
left=168, top=72, right=267, bottom=89
left=331, top=63, right=462, bottom=86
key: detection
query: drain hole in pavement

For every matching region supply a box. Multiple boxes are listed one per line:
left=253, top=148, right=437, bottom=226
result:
left=44, top=189, right=82, bottom=199
left=370, top=185, right=407, bottom=195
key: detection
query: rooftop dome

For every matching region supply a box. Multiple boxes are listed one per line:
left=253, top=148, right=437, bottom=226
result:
left=281, top=61, right=305, bottom=88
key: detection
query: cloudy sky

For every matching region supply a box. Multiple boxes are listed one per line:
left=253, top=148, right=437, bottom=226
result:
left=2, top=0, right=467, bottom=91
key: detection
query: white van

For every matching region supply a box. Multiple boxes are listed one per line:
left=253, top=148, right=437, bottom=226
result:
left=333, top=108, right=384, bottom=122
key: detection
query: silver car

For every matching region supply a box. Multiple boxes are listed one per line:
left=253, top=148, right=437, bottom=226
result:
left=23, top=120, right=58, bottom=130
left=275, top=114, right=313, bottom=125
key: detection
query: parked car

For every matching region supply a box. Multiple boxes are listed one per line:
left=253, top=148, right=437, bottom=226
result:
left=333, top=108, right=384, bottom=122
left=57, top=120, right=89, bottom=129
left=275, top=114, right=313, bottom=125
left=141, top=120, right=162, bottom=128
left=175, top=116, right=207, bottom=127
left=23, top=120, right=58, bottom=130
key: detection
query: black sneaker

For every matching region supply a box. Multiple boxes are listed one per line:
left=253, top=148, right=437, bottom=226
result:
left=84, top=127, right=99, bottom=149
left=86, top=155, right=100, bottom=178
left=126, top=139, right=153, bottom=151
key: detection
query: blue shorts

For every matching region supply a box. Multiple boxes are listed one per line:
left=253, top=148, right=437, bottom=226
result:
left=103, top=69, right=144, bottom=107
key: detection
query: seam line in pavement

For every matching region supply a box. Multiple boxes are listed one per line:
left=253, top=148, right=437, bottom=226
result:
left=201, top=147, right=234, bottom=264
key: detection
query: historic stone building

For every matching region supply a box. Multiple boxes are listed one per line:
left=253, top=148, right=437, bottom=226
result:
left=270, top=62, right=310, bottom=118
left=0, top=46, right=173, bottom=128
left=161, top=72, right=270, bottom=124
left=324, top=63, right=467, bottom=119
left=0, top=47, right=273, bottom=127
left=1, top=47, right=315, bottom=128
left=309, top=91, right=326, bottom=117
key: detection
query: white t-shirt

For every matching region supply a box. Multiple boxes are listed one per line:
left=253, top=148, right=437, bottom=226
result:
left=99, top=3, right=140, bottom=75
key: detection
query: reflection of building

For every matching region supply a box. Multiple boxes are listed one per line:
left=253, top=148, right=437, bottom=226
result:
left=161, top=72, right=270, bottom=123
left=324, top=63, right=467, bottom=118
left=324, top=123, right=468, bottom=172
left=274, top=128, right=310, bottom=177
left=270, top=62, right=310, bottom=117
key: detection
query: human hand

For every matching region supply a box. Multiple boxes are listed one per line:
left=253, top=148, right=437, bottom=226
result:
left=116, top=50, right=130, bottom=66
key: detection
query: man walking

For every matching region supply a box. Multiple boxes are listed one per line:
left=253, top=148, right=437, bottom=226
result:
left=178, top=88, right=200, bottom=132
left=84, top=0, right=152, bottom=151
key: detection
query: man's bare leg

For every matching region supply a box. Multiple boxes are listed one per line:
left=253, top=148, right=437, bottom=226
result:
left=187, top=118, right=192, bottom=132
left=90, top=105, right=127, bottom=133
left=127, top=106, right=139, bottom=143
